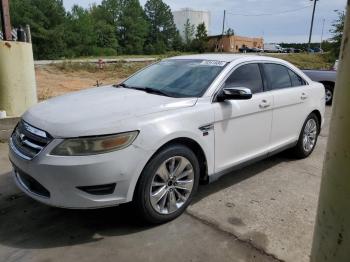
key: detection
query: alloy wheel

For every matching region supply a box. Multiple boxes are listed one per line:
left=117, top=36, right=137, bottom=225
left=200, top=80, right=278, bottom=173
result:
left=150, top=156, right=194, bottom=215
left=303, top=118, right=317, bottom=153
left=325, top=89, right=333, bottom=103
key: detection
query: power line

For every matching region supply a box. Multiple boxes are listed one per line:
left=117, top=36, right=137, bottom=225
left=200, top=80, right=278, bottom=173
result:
left=226, top=5, right=312, bottom=17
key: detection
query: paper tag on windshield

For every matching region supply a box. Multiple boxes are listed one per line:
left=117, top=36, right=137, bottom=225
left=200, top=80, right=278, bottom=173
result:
left=200, top=60, right=227, bottom=67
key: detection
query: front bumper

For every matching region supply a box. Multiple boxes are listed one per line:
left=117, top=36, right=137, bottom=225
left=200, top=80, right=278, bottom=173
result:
left=9, top=138, right=152, bottom=209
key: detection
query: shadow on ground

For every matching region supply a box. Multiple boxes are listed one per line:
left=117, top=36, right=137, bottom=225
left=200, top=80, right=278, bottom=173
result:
left=193, top=151, right=295, bottom=204
left=0, top=151, right=295, bottom=250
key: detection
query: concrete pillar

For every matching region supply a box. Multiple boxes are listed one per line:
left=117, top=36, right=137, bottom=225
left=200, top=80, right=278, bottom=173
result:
left=0, top=41, right=37, bottom=117
left=310, top=3, right=350, bottom=261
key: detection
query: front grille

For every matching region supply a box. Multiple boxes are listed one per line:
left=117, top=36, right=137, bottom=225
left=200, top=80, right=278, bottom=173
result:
left=10, top=120, right=52, bottom=160
left=15, top=169, right=50, bottom=198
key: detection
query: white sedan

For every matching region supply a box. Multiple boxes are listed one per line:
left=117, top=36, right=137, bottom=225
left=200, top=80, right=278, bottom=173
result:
left=9, top=54, right=325, bottom=224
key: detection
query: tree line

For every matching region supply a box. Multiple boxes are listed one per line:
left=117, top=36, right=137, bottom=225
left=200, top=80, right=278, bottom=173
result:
left=9, top=0, right=209, bottom=59
left=6, top=1, right=344, bottom=60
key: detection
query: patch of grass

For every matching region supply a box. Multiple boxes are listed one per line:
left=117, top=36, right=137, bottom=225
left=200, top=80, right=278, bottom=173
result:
left=265, top=53, right=333, bottom=70
left=38, top=86, right=54, bottom=101
left=52, top=61, right=151, bottom=77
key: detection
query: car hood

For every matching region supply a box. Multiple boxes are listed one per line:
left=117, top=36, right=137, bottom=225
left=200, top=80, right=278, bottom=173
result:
left=23, top=86, right=197, bottom=137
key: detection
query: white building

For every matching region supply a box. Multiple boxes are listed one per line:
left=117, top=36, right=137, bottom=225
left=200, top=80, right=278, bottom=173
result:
left=172, top=8, right=211, bottom=39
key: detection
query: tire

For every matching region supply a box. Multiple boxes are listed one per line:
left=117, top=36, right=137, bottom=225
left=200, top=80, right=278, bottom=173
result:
left=324, top=84, right=334, bottom=105
left=291, top=113, right=320, bottom=159
left=134, top=144, right=200, bottom=224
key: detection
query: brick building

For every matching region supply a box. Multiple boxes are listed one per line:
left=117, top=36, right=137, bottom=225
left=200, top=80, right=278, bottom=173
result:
left=208, top=35, right=264, bottom=53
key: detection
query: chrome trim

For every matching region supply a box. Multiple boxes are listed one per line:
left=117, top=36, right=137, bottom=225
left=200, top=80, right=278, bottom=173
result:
left=9, top=137, right=32, bottom=160
left=22, top=139, right=44, bottom=150
left=23, top=121, right=47, bottom=138
left=199, top=124, right=214, bottom=132
left=10, top=120, right=52, bottom=160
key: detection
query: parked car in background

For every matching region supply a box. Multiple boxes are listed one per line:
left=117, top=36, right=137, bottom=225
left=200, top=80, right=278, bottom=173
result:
left=312, top=47, right=324, bottom=53
left=238, top=46, right=262, bottom=53
left=263, top=43, right=283, bottom=53
left=302, top=69, right=337, bottom=105
left=9, top=54, right=325, bottom=224
left=284, top=48, right=295, bottom=53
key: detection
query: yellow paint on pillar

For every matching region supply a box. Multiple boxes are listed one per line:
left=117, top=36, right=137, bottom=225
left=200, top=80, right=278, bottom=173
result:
left=0, top=41, right=37, bottom=117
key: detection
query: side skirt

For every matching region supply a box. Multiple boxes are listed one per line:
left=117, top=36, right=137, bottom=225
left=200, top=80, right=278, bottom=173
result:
left=208, top=141, right=297, bottom=184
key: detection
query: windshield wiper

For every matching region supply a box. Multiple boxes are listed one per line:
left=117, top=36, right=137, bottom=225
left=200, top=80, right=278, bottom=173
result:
left=139, top=87, right=173, bottom=97
left=113, top=83, right=131, bottom=88
left=115, top=83, right=173, bottom=97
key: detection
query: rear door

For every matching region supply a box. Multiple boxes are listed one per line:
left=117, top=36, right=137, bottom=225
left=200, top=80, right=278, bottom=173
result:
left=213, top=63, right=273, bottom=173
left=261, top=63, right=310, bottom=151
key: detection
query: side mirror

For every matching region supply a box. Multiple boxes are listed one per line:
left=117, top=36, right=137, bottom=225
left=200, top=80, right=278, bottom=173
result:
left=217, top=87, right=253, bottom=102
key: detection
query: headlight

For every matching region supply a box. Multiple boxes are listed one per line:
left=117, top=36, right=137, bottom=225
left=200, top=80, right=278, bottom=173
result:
left=51, top=131, right=139, bottom=156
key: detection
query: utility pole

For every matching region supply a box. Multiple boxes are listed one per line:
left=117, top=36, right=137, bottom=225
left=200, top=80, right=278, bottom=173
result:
left=222, top=10, right=226, bottom=36
left=308, top=0, right=319, bottom=51
left=220, top=10, right=226, bottom=52
left=320, top=18, right=325, bottom=49
left=0, top=0, right=12, bottom=40
left=310, top=2, right=350, bottom=262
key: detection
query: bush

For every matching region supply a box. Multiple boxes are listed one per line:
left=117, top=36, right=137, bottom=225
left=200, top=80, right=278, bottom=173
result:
left=90, top=47, right=118, bottom=57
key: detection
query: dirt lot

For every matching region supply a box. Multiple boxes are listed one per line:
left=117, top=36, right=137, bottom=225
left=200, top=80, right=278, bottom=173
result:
left=36, top=61, right=151, bottom=100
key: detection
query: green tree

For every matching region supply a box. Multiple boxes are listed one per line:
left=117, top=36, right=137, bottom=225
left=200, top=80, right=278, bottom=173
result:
left=64, top=5, right=97, bottom=57
left=226, top=28, right=235, bottom=36
left=90, top=2, right=120, bottom=55
left=93, top=20, right=118, bottom=52
left=172, top=30, right=184, bottom=51
left=9, top=0, right=67, bottom=59
left=183, top=19, right=195, bottom=50
left=118, top=0, right=149, bottom=54
left=330, top=10, right=345, bottom=58
left=192, top=22, right=208, bottom=53
left=144, top=0, right=177, bottom=54
left=99, top=0, right=125, bottom=26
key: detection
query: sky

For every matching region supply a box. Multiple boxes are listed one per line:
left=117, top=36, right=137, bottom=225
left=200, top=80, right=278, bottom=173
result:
left=63, top=0, right=347, bottom=43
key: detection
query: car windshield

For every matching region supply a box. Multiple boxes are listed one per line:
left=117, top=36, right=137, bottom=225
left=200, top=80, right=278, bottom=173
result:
left=123, top=59, right=227, bottom=98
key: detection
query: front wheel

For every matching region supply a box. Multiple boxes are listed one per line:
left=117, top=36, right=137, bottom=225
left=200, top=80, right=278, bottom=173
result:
left=134, top=144, right=200, bottom=224
left=291, top=113, right=320, bottom=159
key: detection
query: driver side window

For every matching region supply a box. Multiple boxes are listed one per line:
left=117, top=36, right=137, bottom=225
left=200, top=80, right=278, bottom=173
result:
left=225, top=63, right=264, bottom=94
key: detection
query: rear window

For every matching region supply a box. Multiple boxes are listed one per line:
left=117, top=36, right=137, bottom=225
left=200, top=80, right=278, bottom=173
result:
left=263, top=64, right=292, bottom=90
left=288, top=70, right=307, bottom=87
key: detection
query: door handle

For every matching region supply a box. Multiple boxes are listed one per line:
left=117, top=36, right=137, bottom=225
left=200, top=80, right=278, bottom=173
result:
left=301, top=93, right=308, bottom=100
left=259, top=100, right=271, bottom=109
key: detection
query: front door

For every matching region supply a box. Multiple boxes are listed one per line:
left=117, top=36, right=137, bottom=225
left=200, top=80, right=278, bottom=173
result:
left=213, top=63, right=273, bottom=173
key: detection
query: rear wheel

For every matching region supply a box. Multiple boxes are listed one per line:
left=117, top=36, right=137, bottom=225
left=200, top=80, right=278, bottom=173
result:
left=134, top=144, right=199, bottom=224
left=324, top=84, right=334, bottom=105
left=292, top=113, right=320, bottom=159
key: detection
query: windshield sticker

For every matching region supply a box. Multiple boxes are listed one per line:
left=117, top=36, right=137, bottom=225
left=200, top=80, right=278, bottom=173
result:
left=200, top=60, right=227, bottom=67
left=158, top=61, right=176, bottom=66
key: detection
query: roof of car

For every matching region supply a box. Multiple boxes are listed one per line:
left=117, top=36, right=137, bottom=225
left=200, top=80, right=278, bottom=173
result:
left=168, top=53, right=283, bottom=63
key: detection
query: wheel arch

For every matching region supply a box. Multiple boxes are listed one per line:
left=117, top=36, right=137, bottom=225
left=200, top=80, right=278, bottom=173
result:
left=319, top=81, right=335, bottom=90
left=129, top=136, right=210, bottom=202
left=145, top=137, right=209, bottom=183
left=310, top=109, right=322, bottom=134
